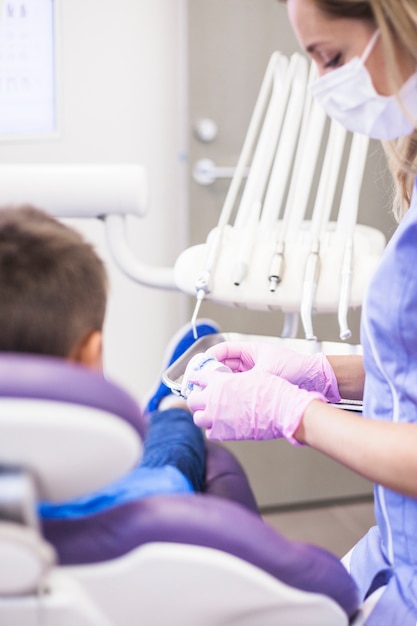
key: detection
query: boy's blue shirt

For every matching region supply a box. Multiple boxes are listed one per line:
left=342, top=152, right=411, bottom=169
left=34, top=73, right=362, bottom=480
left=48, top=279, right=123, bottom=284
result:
left=39, top=464, right=193, bottom=520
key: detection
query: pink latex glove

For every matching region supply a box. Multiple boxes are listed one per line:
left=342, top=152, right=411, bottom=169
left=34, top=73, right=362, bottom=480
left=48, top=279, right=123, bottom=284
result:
left=206, top=341, right=341, bottom=403
left=187, top=366, right=326, bottom=444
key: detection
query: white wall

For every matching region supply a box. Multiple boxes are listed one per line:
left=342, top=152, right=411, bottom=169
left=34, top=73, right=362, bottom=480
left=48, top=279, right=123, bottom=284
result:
left=0, top=0, right=189, bottom=402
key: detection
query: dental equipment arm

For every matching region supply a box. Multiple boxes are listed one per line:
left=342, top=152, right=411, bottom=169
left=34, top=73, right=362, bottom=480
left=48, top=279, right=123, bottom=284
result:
left=300, top=119, right=346, bottom=341
left=190, top=53, right=283, bottom=333
left=336, top=133, right=370, bottom=340
left=266, top=60, right=316, bottom=293
left=105, top=214, right=176, bottom=289
left=206, top=341, right=341, bottom=402
left=187, top=367, right=326, bottom=444
left=0, top=164, right=178, bottom=291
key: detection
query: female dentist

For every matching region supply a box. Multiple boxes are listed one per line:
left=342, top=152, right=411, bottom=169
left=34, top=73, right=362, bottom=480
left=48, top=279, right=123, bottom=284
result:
left=187, top=1, right=417, bottom=622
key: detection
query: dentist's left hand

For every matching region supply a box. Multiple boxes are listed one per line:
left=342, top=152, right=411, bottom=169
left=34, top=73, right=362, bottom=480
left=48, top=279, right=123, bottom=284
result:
left=187, top=367, right=326, bottom=444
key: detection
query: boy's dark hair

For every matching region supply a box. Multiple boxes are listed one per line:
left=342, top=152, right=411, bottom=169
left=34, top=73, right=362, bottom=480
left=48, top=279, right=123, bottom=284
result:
left=0, top=205, right=108, bottom=358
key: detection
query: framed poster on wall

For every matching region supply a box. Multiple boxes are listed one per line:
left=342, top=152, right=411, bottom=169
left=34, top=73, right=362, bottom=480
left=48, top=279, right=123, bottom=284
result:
left=0, top=0, right=56, bottom=139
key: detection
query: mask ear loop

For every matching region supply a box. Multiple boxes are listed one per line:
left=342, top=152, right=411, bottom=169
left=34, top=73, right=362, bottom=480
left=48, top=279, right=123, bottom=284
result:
left=363, top=28, right=417, bottom=131
left=360, top=29, right=380, bottom=65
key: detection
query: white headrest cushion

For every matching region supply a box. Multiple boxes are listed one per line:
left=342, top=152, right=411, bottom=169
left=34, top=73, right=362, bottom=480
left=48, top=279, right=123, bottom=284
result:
left=0, top=399, right=142, bottom=502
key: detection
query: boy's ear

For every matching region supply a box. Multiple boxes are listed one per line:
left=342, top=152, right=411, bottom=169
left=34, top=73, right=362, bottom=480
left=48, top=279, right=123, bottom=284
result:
left=69, top=330, right=103, bottom=371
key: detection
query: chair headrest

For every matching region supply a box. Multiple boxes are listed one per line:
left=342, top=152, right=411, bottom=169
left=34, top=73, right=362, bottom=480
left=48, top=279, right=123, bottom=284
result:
left=0, top=354, right=145, bottom=502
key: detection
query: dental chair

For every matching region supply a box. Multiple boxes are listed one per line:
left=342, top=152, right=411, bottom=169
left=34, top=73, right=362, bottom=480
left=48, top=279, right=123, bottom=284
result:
left=0, top=352, right=362, bottom=626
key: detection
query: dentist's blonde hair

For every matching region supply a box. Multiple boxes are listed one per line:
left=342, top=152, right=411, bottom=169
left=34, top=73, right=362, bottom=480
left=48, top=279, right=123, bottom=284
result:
left=285, top=0, right=417, bottom=220
left=371, top=0, right=417, bottom=221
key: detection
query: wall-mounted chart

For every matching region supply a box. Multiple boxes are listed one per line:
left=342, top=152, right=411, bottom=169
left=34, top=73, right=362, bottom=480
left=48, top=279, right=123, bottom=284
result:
left=0, top=0, right=56, bottom=137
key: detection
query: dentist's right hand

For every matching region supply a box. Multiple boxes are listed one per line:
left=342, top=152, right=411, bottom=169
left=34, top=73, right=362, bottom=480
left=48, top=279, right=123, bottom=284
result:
left=206, top=341, right=341, bottom=402
left=187, top=366, right=326, bottom=444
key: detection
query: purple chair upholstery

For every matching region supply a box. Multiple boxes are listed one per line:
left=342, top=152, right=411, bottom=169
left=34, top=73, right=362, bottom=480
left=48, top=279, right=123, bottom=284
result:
left=0, top=353, right=360, bottom=623
left=0, top=353, right=259, bottom=512
left=0, top=352, right=147, bottom=439
left=42, top=494, right=359, bottom=620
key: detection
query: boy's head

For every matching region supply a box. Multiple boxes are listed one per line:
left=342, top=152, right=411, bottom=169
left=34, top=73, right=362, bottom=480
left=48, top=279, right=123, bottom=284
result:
left=0, top=205, right=108, bottom=370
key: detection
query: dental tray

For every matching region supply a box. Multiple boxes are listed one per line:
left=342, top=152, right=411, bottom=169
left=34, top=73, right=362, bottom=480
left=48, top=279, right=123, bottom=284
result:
left=162, top=332, right=363, bottom=412
left=163, top=332, right=227, bottom=396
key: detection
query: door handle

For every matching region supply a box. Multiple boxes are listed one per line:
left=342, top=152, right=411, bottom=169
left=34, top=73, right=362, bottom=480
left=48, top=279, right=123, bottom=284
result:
left=192, top=158, right=249, bottom=186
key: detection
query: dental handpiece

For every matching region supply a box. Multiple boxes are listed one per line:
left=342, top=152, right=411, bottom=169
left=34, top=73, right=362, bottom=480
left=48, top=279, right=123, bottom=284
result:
left=268, top=241, right=285, bottom=292
left=190, top=291, right=205, bottom=340
left=300, top=242, right=320, bottom=341
left=190, top=270, right=212, bottom=339
left=338, top=239, right=353, bottom=340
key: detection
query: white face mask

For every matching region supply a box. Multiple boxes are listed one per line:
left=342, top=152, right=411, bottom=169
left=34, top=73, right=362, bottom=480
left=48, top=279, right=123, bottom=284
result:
left=309, top=30, right=417, bottom=140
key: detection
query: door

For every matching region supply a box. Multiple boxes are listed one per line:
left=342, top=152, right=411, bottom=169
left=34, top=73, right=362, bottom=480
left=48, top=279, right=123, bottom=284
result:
left=186, top=0, right=392, bottom=508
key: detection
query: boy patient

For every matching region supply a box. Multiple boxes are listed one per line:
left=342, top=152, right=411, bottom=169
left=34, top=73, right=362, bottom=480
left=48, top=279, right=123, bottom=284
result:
left=0, top=204, right=220, bottom=519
